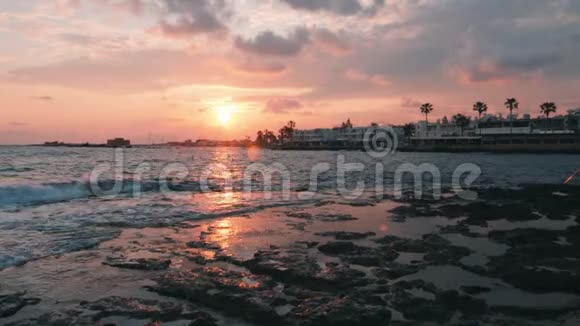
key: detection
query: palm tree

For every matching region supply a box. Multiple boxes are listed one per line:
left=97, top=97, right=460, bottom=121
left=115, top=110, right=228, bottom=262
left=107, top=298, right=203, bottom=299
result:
left=452, top=114, right=471, bottom=136
left=403, top=123, right=415, bottom=143
left=540, top=102, right=557, bottom=130
left=504, top=98, right=519, bottom=134
left=420, top=103, right=434, bottom=136
left=472, top=101, right=488, bottom=135
left=261, top=129, right=278, bottom=146
left=256, top=130, right=265, bottom=146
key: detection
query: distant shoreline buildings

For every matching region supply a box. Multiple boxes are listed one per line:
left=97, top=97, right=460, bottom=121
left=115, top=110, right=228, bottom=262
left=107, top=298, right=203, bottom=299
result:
left=43, top=137, right=132, bottom=148
left=283, top=108, right=580, bottom=153
left=39, top=107, right=580, bottom=153
left=106, top=138, right=131, bottom=148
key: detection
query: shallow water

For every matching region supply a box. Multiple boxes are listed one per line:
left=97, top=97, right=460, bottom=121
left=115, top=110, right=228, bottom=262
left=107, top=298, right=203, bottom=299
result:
left=400, top=265, right=579, bottom=308
left=1, top=146, right=580, bottom=325
left=1, top=146, right=579, bottom=269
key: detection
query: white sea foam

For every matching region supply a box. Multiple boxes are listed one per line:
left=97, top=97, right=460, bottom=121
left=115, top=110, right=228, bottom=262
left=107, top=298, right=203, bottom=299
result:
left=0, top=182, right=93, bottom=208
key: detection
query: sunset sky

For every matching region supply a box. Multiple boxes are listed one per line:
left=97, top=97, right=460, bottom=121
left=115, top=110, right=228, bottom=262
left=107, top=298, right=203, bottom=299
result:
left=1, top=0, right=580, bottom=144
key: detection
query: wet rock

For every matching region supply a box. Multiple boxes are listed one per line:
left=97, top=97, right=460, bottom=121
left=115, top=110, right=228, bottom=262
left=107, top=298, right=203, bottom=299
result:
left=0, top=292, right=40, bottom=318
left=287, top=221, right=306, bottom=231
left=4, top=311, right=91, bottom=326
left=318, top=241, right=358, bottom=255
left=188, top=312, right=218, bottom=326
left=463, top=202, right=536, bottom=225
left=315, top=231, right=376, bottom=240
left=289, top=296, right=391, bottom=326
left=484, top=228, right=580, bottom=294
left=373, top=263, right=423, bottom=280
left=422, top=234, right=451, bottom=246
left=389, top=280, right=448, bottom=323
left=439, top=222, right=481, bottom=237
left=286, top=211, right=313, bottom=219
left=8, top=297, right=216, bottom=326
left=152, top=267, right=284, bottom=324
left=316, top=214, right=358, bottom=222
left=244, top=245, right=369, bottom=289
left=346, top=199, right=376, bottom=207
left=438, top=290, right=487, bottom=317
left=150, top=250, right=392, bottom=326
left=314, top=200, right=336, bottom=207
left=286, top=211, right=357, bottom=222
left=177, top=223, right=201, bottom=229
left=479, top=184, right=580, bottom=221
left=103, top=256, right=171, bottom=271
left=389, top=280, right=486, bottom=323
left=461, top=286, right=491, bottom=295
left=294, top=241, right=319, bottom=249
left=491, top=304, right=580, bottom=320
left=86, top=296, right=204, bottom=321
left=186, top=241, right=221, bottom=250
left=423, top=245, right=471, bottom=265
left=5, top=297, right=213, bottom=325
left=318, top=242, right=398, bottom=267
left=375, top=234, right=471, bottom=265
left=437, top=204, right=470, bottom=218
left=488, top=228, right=560, bottom=246
left=389, top=204, right=440, bottom=218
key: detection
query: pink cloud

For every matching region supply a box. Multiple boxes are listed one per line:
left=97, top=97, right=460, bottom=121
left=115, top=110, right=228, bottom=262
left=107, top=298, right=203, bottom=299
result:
left=265, top=98, right=303, bottom=113
left=451, top=61, right=516, bottom=86
left=312, top=28, right=352, bottom=55
left=345, top=69, right=390, bottom=86
left=233, top=60, right=288, bottom=75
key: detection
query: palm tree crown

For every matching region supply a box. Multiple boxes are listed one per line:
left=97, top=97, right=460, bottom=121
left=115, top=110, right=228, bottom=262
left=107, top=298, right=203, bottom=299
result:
left=504, top=98, right=519, bottom=134
left=473, top=101, right=488, bottom=119
left=420, top=103, right=434, bottom=123
left=504, top=98, right=519, bottom=116
left=452, top=114, right=471, bottom=136
left=540, top=102, right=557, bottom=118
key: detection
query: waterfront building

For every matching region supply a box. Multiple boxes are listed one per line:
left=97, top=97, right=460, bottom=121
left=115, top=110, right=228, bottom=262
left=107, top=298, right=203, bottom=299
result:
left=290, top=124, right=404, bottom=147
left=106, top=138, right=131, bottom=147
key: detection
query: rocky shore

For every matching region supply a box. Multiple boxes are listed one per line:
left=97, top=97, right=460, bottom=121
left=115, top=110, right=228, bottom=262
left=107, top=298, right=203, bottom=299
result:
left=1, top=184, right=580, bottom=325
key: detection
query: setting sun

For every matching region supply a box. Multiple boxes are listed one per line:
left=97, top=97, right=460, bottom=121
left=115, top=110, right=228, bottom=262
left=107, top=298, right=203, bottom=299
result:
left=215, top=104, right=236, bottom=126
left=218, top=111, right=231, bottom=125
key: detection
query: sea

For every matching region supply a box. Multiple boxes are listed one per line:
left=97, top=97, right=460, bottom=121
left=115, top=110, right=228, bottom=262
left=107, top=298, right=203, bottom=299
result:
left=0, top=145, right=578, bottom=270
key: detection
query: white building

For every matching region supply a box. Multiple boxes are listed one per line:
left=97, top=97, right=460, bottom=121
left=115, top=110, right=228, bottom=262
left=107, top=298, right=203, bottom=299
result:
left=291, top=124, right=403, bottom=144
left=414, top=120, right=474, bottom=138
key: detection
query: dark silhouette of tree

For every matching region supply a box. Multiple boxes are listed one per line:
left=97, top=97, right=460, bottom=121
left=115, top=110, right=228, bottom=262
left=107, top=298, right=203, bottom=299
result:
left=264, top=130, right=278, bottom=146
left=278, top=121, right=297, bottom=144
left=452, top=114, right=471, bottom=136
left=504, top=98, right=519, bottom=134
left=255, top=130, right=265, bottom=146
left=403, top=123, right=415, bottom=142
left=540, top=102, right=557, bottom=130
left=420, top=103, right=434, bottom=136
left=540, top=102, right=557, bottom=118
left=341, top=118, right=353, bottom=129
left=473, top=101, right=488, bottom=135
left=420, top=103, right=434, bottom=124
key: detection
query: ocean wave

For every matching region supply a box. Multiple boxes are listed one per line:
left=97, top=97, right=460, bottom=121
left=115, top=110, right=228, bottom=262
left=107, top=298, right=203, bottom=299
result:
left=0, top=194, right=322, bottom=270
left=0, top=254, right=29, bottom=270
left=0, top=166, right=34, bottom=173
left=0, top=179, right=214, bottom=209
